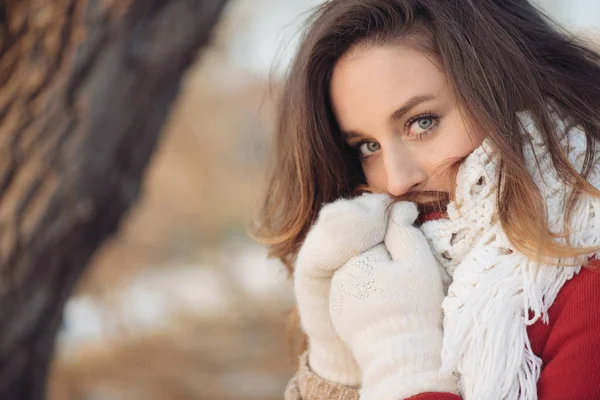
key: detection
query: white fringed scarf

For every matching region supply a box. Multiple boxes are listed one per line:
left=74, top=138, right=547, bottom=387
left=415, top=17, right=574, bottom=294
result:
left=420, top=110, right=600, bottom=400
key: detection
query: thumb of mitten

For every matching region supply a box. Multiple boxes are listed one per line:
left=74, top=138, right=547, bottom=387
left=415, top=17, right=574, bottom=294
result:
left=384, top=201, right=429, bottom=261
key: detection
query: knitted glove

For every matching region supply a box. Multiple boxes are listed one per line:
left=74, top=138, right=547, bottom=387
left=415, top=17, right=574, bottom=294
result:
left=329, top=201, right=459, bottom=399
left=294, top=193, right=390, bottom=386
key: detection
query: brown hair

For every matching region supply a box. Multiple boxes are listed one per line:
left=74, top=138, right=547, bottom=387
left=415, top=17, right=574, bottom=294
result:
left=253, top=0, right=600, bottom=272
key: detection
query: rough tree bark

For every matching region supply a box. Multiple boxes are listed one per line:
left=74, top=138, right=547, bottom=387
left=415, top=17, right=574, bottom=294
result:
left=0, top=0, right=228, bottom=397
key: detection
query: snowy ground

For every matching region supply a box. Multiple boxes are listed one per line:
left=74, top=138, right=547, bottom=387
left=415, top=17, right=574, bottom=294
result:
left=58, top=241, right=293, bottom=354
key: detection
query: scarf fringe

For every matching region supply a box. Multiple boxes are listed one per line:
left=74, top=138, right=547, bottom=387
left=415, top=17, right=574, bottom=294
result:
left=423, top=112, right=600, bottom=400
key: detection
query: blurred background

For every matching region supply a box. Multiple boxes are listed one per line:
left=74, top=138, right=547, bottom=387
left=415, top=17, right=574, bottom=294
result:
left=46, top=1, right=599, bottom=399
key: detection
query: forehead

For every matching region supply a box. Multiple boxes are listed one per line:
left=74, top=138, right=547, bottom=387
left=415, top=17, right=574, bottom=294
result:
left=329, top=45, right=448, bottom=130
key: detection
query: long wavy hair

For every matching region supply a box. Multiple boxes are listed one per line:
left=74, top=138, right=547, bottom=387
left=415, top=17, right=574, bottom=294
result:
left=253, top=0, right=600, bottom=273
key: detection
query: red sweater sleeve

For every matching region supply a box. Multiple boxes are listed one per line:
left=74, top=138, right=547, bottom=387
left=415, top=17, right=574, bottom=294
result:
left=535, top=262, right=600, bottom=399
left=407, top=262, right=600, bottom=400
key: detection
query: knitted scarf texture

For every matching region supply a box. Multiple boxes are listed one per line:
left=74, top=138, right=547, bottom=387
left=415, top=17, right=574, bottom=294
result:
left=420, top=111, right=600, bottom=400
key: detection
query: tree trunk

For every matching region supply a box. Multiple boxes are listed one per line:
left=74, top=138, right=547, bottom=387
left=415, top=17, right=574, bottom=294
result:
left=0, top=0, right=228, bottom=397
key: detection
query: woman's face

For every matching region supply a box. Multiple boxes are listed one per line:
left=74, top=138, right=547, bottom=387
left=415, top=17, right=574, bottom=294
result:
left=330, top=44, right=483, bottom=200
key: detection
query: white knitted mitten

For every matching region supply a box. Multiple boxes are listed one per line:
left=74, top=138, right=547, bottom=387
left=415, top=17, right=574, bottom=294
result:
left=329, top=201, right=459, bottom=399
left=294, top=193, right=390, bottom=386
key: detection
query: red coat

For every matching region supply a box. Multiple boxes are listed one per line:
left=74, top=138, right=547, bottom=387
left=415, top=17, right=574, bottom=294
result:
left=412, top=211, right=600, bottom=399
left=409, top=248, right=600, bottom=399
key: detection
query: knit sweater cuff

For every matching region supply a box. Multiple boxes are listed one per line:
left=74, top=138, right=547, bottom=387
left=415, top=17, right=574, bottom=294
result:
left=285, top=352, right=360, bottom=400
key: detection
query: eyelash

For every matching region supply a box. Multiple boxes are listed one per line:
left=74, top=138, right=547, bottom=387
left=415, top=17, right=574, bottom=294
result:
left=349, top=112, right=440, bottom=159
left=405, top=112, right=440, bottom=139
left=350, top=140, right=376, bottom=160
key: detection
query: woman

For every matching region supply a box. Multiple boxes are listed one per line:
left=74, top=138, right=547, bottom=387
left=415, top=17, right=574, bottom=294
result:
left=254, top=0, right=600, bottom=399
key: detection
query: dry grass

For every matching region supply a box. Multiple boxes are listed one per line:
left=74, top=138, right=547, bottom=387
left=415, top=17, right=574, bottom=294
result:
left=49, top=313, right=296, bottom=400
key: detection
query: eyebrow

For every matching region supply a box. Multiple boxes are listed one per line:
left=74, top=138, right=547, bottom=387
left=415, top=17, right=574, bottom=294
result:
left=387, top=94, right=436, bottom=124
left=340, top=94, right=436, bottom=140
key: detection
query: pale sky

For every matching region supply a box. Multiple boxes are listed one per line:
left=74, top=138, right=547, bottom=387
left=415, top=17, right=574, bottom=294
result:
left=227, top=0, right=600, bottom=76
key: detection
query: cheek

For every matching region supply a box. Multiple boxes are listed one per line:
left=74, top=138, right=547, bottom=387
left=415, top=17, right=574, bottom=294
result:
left=411, top=125, right=483, bottom=191
left=428, top=119, right=482, bottom=168
left=453, top=128, right=484, bottom=159
left=362, top=160, right=387, bottom=191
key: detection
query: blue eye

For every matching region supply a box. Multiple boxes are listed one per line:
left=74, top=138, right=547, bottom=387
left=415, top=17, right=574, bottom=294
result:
left=417, top=117, right=433, bottom=130
left=407, top=114, right=439, bottom=139
left=358, top=141, right=380, bottom=157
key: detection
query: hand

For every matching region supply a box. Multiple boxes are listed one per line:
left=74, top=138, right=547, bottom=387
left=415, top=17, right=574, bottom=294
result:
left=294, top=193, right=390, bottom=386
left=329, top=201, right=458, bottom=399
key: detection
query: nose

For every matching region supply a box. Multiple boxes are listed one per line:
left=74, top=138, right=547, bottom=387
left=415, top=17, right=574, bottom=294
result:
left=383, top=147, right=427, bottom=197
